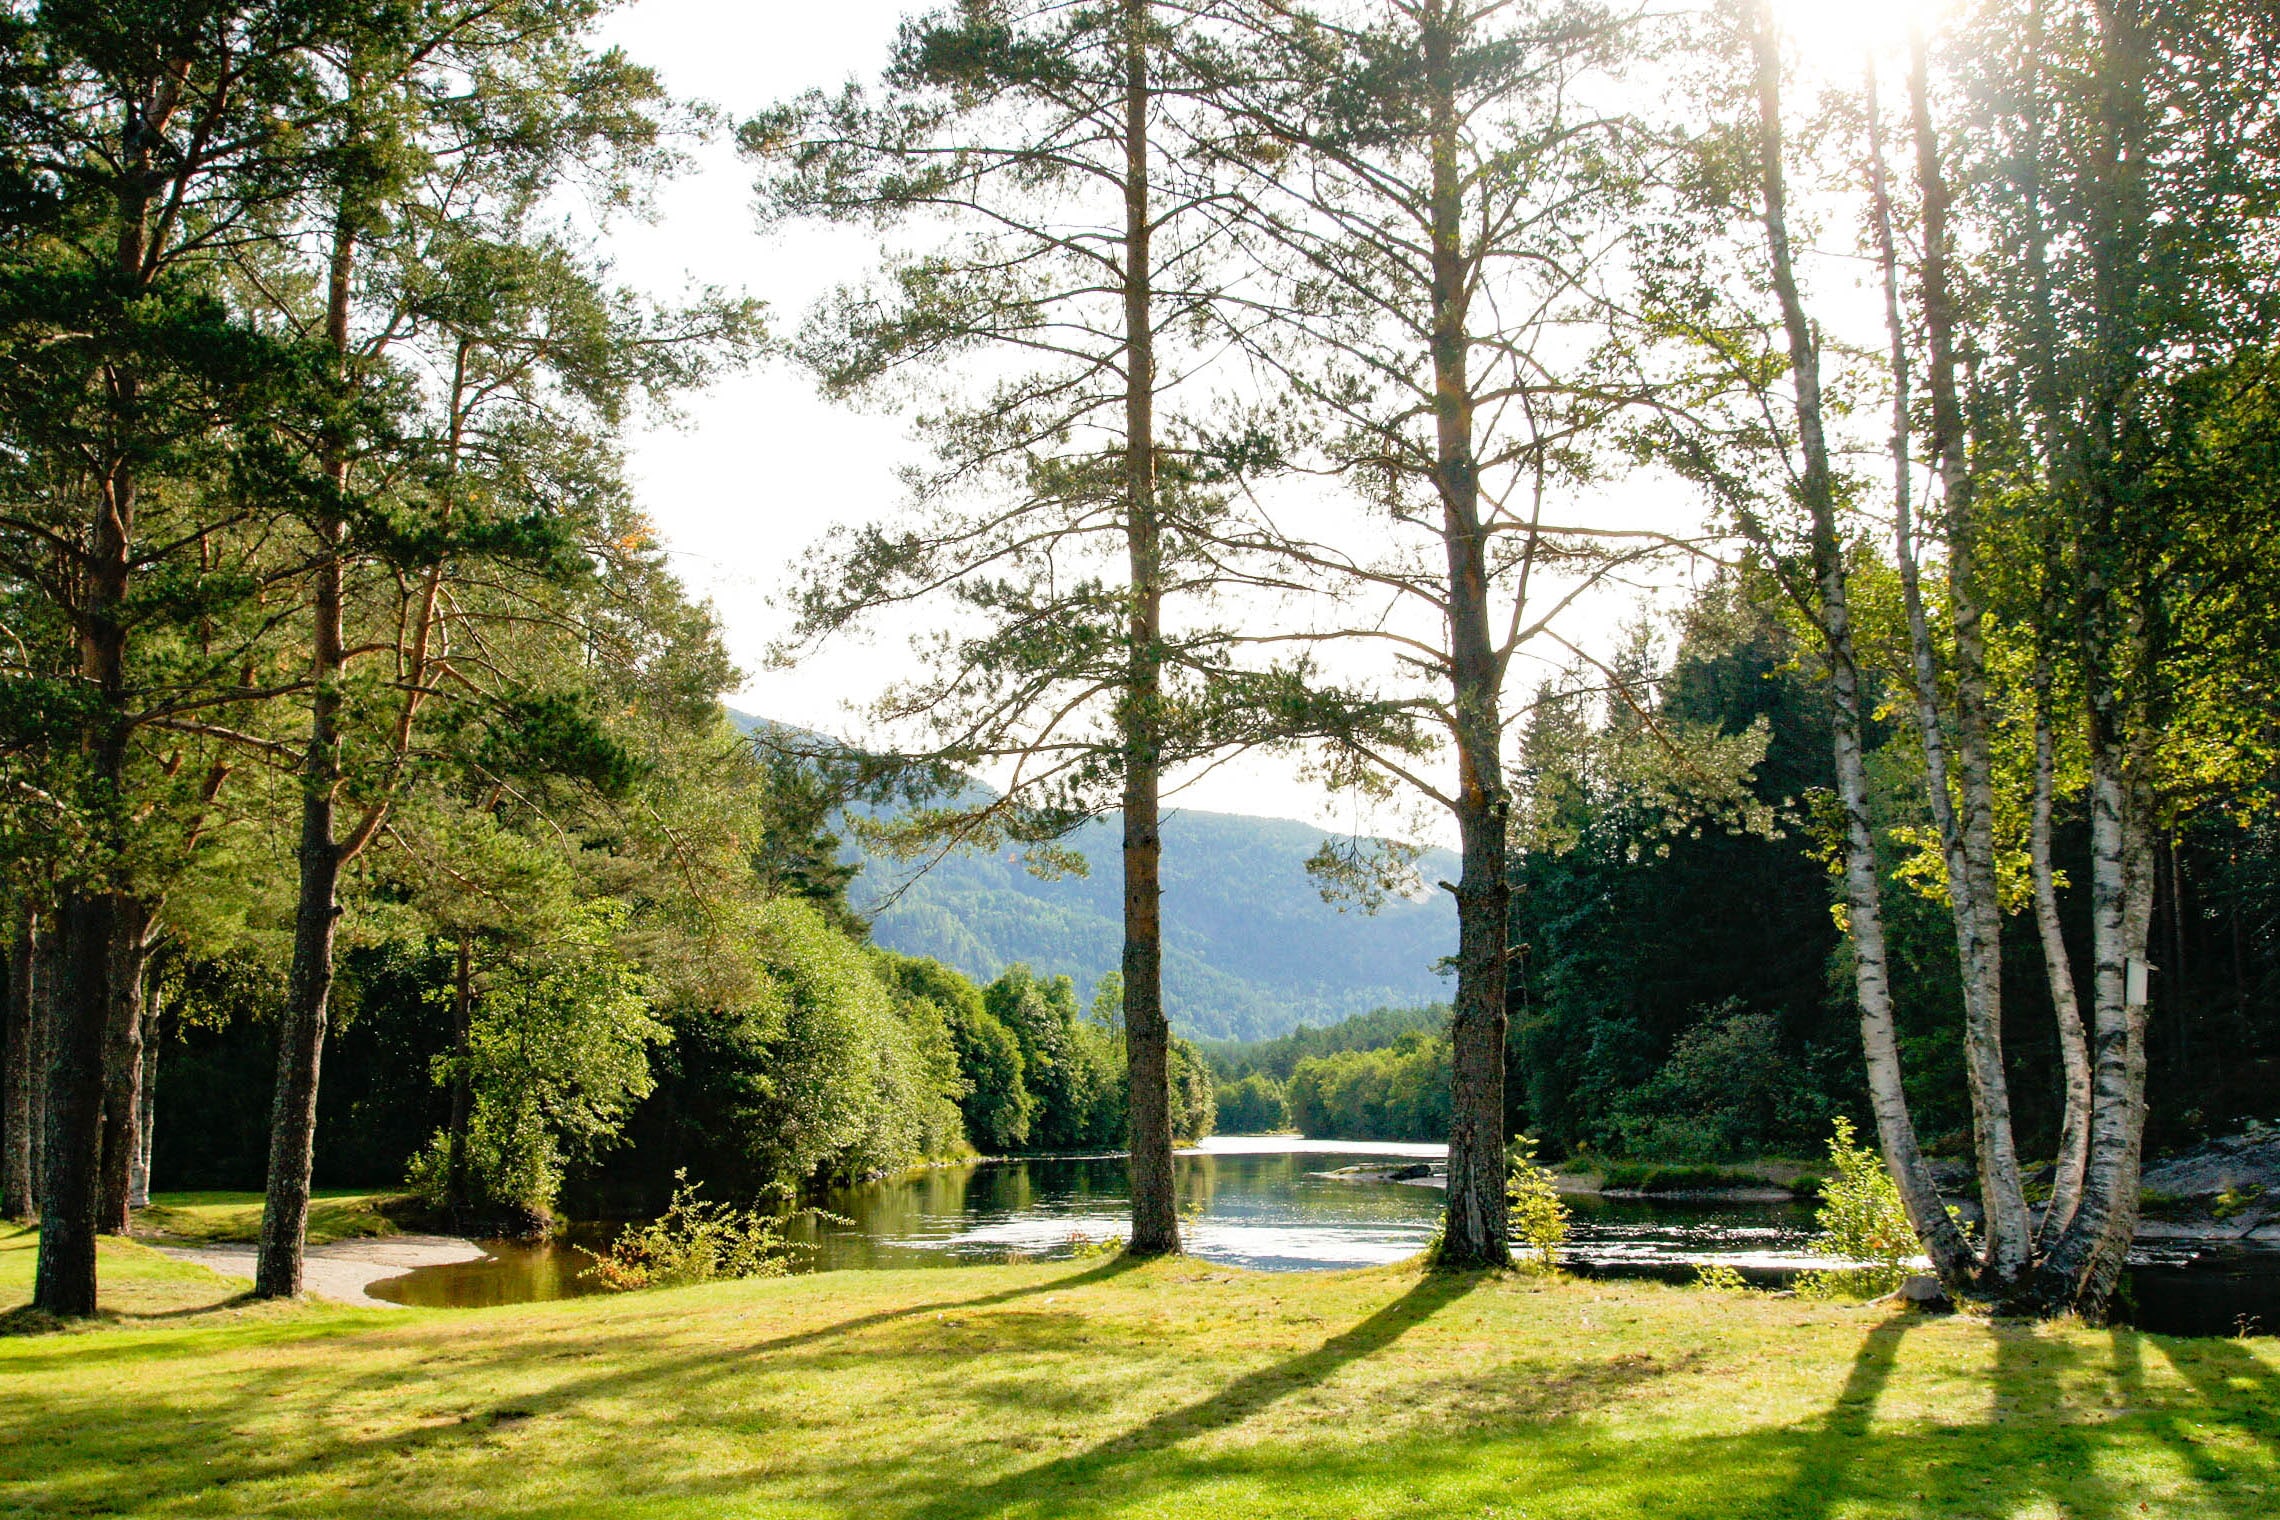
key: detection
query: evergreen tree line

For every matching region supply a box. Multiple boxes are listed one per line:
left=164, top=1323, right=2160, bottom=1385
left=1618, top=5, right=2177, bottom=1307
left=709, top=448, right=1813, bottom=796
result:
left=1210, top=584, right=2279, bottom=1163
left=0, top=0, right=1211, bottom=1316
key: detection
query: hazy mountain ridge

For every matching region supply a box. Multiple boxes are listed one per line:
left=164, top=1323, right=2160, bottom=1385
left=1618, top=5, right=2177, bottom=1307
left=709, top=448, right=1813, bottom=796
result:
left=728, top=711, right=1457, bottom=1041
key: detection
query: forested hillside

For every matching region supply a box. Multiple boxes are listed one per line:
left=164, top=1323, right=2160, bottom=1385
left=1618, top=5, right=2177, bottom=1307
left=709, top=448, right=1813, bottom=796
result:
left=728, top=712, right=1458, bottom=1042
left=854, top=809, right=1458, bottom=1042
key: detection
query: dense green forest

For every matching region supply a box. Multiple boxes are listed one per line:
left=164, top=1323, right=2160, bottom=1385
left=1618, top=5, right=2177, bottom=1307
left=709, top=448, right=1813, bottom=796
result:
left=4, top=0, right=2278, bottom=1322
left=1201, top=586, right=2280, bottom=1160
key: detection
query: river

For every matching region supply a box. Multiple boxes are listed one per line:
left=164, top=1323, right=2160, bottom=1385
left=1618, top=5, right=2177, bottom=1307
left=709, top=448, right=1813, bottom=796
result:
left=367, top=1136, right=2277, bottom=1336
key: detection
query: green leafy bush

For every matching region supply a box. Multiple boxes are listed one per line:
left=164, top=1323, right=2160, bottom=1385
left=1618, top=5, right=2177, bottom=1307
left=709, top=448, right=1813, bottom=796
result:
left=1607, top=1003, right=1825, bottom=1161
left=410, top=901, right=663, bottom=1221
left=582, top=1171, right=807, bottom=1291
left=1798, top=1117, right=1917, bottom=1298
left=1507, top=1137, right=1571, bottom=1268
left=1064, top=1229, right=1125, bottom=1258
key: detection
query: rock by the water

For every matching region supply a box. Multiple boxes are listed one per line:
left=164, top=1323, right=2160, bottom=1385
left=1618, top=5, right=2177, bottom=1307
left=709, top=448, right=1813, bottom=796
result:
left=1894, top=1275, right=1952, bottom=1310
left=2141, top=1132, right=2280, bottom=1202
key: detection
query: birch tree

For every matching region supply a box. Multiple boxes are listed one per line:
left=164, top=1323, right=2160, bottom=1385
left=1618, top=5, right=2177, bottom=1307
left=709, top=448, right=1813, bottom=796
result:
left=1663, top=0, right=2280, bottom=1317
left=1647, top=0, right=1982, bottom=1282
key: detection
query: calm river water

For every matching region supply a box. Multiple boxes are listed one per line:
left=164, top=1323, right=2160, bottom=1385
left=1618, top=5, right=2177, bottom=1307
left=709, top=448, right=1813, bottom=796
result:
left=367, top=1135, right=2276, bottom=1336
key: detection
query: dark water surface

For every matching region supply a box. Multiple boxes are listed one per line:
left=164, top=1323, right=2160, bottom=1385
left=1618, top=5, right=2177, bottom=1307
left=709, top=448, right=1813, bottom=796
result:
left=367, top=1137, right=2278, bottom=1336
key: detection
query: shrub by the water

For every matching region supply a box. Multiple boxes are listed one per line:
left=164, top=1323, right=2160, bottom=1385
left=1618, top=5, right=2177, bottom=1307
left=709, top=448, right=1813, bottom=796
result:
left=582, top=1172, right=808, bottom=1290
left=1507, top=1136, right=1570, bottom=1268
left=1798, top=1117, right=1917, bottom=1298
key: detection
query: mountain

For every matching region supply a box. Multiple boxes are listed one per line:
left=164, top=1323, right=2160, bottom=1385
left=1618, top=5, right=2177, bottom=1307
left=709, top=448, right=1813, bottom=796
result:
left=728, top=712, right=1457, bottom=1041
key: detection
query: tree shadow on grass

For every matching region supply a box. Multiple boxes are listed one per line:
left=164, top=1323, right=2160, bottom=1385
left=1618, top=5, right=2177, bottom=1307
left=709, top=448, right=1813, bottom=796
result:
left=892, top=1268, right=1487, bottom=1520
left=0, top=1254, right=1166, bottom=1515
left=1736, top=1310, right=2271, bottom=1520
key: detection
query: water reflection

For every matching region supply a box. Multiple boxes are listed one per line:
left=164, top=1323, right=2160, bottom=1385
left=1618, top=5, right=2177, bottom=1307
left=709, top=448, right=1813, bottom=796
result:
left=787, top=1146, right=1446, bottom=1273
left=366, top=1136, right=2279, bottom=1337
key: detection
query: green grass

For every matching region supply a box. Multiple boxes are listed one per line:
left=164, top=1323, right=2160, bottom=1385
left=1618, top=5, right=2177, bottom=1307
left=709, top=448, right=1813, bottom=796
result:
left=136, top=1190, right=412, bottom=1247
left=1, top=1223, right=2274, bottom=1519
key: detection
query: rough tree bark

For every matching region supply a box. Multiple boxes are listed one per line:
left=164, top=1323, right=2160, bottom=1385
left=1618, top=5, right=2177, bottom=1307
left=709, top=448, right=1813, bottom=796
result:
left=39, top=74, right=158, bottom=1307
left=1119, top=0, right=1178, bottom=1258
left=2028, top=643, right=2090, bottom=1250
left=1905, top=38, right=2031, bottom=1281
left=28, top=919, right=55, bottom=1209
left=3, top=905, right=33, bottom=1220
left=1746, top=0, right=1976, bottom=1283
left=256, top=208, right=356, bottom=1299
left=1425, top=1, right=1511, bottom=1270
left=97, top=897, right=150, bottom=1232
left=36, top=898, right=115, bottom=1315
left=131, top=996, right=158, bottom=1210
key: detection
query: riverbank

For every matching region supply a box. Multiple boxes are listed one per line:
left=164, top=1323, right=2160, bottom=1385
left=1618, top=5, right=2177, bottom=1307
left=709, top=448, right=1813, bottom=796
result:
left=151, top=1235, right=490, bottom=1308
left=125, top=1190, right=487, bottom=1307
left=1316, top=1156, right=1819, bottom=1204
left=3, top=1224, right=2273, bottom=1519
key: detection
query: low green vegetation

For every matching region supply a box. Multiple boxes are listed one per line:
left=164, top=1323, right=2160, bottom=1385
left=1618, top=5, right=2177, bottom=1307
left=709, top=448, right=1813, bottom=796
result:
left=1799, top=1119, right=1921, bottom=1299
left=1591, top=1163, right=1810, bottom=1195
left=3, top=1225, right=2273, bottom=1519
left=1505, top=1140, right=1569, bottom=1268
left=579, top=1173, right=805, bottom=1291
left=136, top=1192, right=409, bottom=1248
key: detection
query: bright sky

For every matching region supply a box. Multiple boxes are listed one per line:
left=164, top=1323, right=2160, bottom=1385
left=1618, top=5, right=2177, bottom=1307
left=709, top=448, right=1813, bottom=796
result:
left=590, top=0, right=1923, bottom=838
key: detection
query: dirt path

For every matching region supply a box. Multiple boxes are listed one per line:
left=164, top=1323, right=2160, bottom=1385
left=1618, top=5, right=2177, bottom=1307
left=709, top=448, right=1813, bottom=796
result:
left=152, top=1235, right=489, bottom=1307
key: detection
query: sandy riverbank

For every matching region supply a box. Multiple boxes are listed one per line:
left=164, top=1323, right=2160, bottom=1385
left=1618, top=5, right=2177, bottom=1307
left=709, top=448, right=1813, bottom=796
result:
left=152, top=1234, right=488, bottom=1307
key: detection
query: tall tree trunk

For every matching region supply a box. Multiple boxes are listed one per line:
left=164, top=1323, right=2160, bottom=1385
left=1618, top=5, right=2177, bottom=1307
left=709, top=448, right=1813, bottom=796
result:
left=256, top=210, right=356, bottom=1299
left=2013, top=0, right=2095, bottom=1256
left=42, top=352, right=137, bottom=1313
left=2031, top=722, right=2155, bottom=1314
left=36, top=897, right=116, bottom=1315
left=96, top=898, right=150, bottom=1232
left=1747, top=0, right=1976, bottom=1284
left=39, top=68, right=179, bottom=1316
left=1907, top=37, right=2030, bottom=1282
left=2025, top=0, right=2160, bottom=1322
left=445, top=935, right=475, bottom=1213
left=132, top=997, right=158, bottom=1210
left=3, top=904, right=33, bottom=1220
left=1119, top=0, right=1178, bottom=1258
left=28, top=916, right=55, bottom=1211
left=2029, top=649, right=2091, bottom=1250
left=1426, top=2, right=1511, bottom=1270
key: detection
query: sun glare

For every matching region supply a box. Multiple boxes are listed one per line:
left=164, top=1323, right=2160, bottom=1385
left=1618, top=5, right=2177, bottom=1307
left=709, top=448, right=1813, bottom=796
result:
left=1771, top=0, right=1953, bottom=71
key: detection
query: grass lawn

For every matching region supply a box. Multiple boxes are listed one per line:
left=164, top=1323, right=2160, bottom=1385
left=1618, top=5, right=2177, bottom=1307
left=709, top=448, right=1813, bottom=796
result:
left=135, top=1190, right=411, bottom=1247
left=0, top=1223, right=2272, bottom=1519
